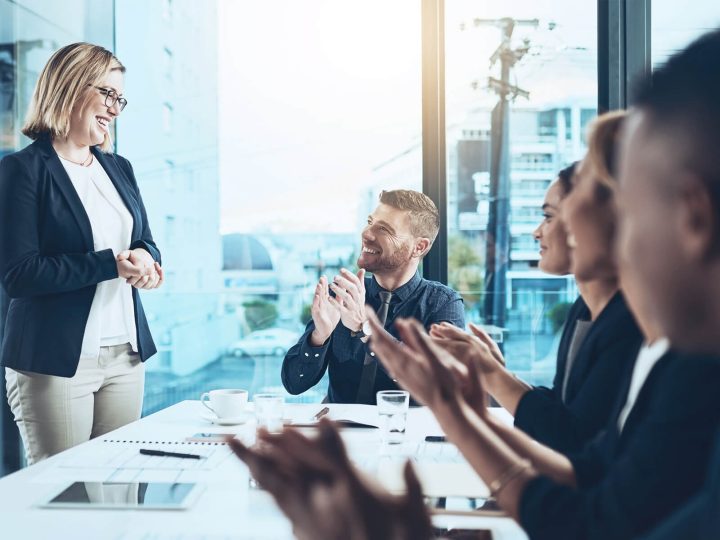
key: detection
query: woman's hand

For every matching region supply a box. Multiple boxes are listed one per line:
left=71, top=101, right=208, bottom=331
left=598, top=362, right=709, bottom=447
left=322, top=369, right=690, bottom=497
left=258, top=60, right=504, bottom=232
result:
left=468, top=323, right=506, bottom=367
left=228, top=420, right=432, bottom=540
left=429, top=322, right=503, bottom=375
left=368, top=314, right=487, bottom=415
left=116, top=249, right=164, bottom=289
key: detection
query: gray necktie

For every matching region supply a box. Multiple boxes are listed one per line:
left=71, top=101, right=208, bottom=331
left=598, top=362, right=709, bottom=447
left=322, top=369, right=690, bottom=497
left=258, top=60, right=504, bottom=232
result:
left=355, top=291, right=392, bottom=404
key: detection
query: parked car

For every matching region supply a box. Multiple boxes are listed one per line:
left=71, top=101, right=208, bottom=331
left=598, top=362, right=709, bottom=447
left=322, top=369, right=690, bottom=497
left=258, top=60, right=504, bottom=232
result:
left=227, top=328, right=300, bottom=358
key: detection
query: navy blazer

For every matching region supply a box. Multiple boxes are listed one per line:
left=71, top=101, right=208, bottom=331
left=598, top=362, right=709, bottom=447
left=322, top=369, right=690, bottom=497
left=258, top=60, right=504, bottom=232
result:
left=637, top=428, right=720, bottom=540
left=0, top=136, right=160, bottom=377
left=514, top=293, right=643, bottom=453
left=519, top=351, right=720, bottom=540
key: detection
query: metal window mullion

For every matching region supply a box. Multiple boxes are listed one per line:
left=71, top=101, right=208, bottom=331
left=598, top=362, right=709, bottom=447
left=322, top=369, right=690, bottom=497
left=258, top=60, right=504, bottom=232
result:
left=421, top=0, right=447, bottom=284
left=598, top=0, right=651, bottom=112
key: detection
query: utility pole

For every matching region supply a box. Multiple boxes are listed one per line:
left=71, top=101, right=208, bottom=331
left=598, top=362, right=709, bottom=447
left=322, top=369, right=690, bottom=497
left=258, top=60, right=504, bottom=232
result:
left=469, top=17, right=537, bottom=329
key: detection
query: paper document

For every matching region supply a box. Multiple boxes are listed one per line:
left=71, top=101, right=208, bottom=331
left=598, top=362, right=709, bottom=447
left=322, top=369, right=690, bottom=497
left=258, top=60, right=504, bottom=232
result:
left=285, top=404, right=380, bottom=428
left=59, top=441, right=232, bottom=472
left=378, top=459, right=490, bottom=498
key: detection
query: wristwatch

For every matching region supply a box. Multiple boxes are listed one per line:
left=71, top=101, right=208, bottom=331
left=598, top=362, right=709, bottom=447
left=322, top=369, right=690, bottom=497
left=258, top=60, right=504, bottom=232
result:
left=350, top=320, right=372, bottom=339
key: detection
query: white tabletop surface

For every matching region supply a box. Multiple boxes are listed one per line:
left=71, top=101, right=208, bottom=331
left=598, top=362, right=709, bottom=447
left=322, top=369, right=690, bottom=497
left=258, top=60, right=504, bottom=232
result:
left=0, top=401, right=528, bottom=540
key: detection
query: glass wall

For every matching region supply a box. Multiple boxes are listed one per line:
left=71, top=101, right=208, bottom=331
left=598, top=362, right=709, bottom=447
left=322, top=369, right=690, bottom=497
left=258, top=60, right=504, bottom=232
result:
left=442, top=0, right=596, bottom=385
left=0, top=0, right=421, bottom=475
left=116, top=0, right=422, bottom=414
left=0, top=0, right=115, bottom=476
left=0, top=0, right=114, bottom=159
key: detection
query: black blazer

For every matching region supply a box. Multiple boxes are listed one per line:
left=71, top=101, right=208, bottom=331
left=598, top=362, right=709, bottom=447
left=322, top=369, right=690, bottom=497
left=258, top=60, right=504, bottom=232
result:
left=0, top=136, right=160, bottom=377
left=637, top=428, right=720, bottom=540
left=514, top=292, right=643, bottom=453
left=518, top=351, right=720, bottom=540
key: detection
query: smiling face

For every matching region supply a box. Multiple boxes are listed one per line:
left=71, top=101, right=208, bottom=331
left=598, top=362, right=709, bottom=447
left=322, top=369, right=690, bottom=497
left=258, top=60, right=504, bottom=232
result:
left=357, top=203, right=419, bottom=275
left=561, top=157, right=618, bottom=282
left=533, top=180, right=572, bottom=275
left=68, top=68, right=124, bottom=147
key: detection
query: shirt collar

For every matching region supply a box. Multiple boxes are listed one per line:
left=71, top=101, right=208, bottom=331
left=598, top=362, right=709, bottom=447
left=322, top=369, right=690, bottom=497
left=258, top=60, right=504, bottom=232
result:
left=367, top=271, right=422, bottom=302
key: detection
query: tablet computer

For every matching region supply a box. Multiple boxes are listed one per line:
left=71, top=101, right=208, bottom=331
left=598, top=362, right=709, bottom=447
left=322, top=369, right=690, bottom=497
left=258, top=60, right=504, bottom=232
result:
left=39, top=481, right=203, bottom=510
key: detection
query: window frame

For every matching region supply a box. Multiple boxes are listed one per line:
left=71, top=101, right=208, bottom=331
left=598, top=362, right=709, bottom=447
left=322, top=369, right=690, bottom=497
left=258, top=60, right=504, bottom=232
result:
left=421, top=0, right=651, bottom=284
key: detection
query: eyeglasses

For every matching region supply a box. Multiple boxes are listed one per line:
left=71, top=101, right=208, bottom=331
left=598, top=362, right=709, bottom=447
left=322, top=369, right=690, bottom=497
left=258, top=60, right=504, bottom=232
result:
left=91, top=85, right=128, bottom=111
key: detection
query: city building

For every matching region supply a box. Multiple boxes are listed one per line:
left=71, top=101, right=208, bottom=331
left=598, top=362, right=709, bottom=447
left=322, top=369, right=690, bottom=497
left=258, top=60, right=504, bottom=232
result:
left=115, top=0, right=234, bottom=376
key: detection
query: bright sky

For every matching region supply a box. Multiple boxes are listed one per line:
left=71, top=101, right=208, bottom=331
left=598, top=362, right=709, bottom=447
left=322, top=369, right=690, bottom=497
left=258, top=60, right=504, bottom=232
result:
left=218, top=0, right=421, bottom=234
left=217, top=0, right=717, bottom=235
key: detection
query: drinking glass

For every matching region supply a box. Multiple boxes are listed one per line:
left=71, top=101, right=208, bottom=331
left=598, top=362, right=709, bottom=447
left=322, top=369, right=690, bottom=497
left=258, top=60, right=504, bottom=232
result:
left=254, top=393, right=284, bottom=432
left=377, top=390, right=410, bottom=445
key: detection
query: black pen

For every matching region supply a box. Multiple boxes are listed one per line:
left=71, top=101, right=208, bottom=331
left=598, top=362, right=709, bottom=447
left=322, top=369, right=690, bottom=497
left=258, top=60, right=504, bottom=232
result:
left=139, top=448, right=204, bottom=460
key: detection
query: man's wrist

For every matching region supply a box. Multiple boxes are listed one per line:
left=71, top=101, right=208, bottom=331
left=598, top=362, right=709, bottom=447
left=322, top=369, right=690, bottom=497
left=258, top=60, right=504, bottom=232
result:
left=349, top=319, right=370, bottom=338
left=309, top=329, right=331, bottom=347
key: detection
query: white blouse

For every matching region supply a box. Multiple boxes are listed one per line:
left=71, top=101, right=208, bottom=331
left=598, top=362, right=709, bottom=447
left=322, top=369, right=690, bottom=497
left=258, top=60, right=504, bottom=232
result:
left=59, top=156, right=137, bottom=358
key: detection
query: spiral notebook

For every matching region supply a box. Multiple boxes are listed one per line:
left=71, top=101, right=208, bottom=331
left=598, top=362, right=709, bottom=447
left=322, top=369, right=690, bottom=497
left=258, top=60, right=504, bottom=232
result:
left=55, top=438, right=234, bottom=484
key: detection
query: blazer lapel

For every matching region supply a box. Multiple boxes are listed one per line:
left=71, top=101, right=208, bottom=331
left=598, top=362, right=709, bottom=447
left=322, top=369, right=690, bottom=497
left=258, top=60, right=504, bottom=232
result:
left=37, top=138, right=94, bottom=250
left=92, top=148, right=139, bottom=239
left=564, top=293, right=623, bottom=401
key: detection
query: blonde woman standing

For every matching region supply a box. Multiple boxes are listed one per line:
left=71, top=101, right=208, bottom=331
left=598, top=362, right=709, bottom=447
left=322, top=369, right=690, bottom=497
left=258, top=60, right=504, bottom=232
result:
left=0, top=43, right=163, bottom=464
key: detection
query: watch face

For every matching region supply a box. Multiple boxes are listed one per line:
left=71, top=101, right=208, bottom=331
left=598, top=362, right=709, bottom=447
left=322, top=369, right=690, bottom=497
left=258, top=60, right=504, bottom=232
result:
left=362, top=319, right=372, bottom=336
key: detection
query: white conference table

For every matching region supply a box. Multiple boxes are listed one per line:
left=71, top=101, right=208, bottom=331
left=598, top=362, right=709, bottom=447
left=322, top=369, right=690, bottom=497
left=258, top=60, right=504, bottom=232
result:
left=0, top=401, right=528, bottom=540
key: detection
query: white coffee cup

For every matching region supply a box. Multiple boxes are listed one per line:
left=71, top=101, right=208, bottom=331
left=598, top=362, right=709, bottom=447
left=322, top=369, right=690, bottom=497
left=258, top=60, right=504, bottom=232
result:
left=201, top=389, right=248, bottom=418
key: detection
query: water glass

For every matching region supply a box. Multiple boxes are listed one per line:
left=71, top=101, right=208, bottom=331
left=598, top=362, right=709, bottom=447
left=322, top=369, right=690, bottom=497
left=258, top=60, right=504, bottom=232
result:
left=254, top=393, right=284, bottom=432
left=377, top=390, right=410, bottom=445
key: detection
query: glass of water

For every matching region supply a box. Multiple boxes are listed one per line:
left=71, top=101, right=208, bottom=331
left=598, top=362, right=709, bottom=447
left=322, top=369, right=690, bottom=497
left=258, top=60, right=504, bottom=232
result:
left=377, top=390, right=410, bottom=445
left=254, top=393, right=284, bottom=432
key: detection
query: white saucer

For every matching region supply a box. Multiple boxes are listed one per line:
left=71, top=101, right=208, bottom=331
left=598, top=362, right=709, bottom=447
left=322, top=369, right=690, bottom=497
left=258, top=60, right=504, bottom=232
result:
left=201, top=411, right=253, bottom=426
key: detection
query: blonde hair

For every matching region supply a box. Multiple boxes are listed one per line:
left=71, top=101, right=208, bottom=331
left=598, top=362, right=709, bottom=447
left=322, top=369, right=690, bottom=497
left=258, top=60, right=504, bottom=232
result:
left=379, top=189, right=440, bottom=246
left=22, top=42, right=125, bottom=152
left=584, top=110, right=628, bottom=200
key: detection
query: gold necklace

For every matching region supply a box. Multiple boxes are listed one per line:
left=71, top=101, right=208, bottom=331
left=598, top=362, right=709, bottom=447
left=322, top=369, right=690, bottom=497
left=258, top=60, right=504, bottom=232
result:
left=57, top=151, right=93, bottom=167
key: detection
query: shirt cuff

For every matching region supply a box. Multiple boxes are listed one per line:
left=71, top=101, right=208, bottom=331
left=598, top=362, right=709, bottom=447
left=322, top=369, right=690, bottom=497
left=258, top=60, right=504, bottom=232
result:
left=514, top=389, right=542, bottom=432
left=97, top=248, right=120, bottom=280
left=568, top=450, right=604, bottom=489
left=298, top=334, right=330, bottom=362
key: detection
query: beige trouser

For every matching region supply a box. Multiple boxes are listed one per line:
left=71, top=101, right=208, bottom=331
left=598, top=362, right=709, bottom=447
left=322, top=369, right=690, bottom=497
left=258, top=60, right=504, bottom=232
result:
left=5, top=343, right=145, bottom=465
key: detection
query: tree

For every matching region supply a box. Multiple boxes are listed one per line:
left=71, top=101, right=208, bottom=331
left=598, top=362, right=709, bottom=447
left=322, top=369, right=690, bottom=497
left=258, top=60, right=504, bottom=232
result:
left=242, top=299, right=278, bottom=331
left=447, top=233, right=485, bottom=309
left=300, top=303, right=312, bottom=326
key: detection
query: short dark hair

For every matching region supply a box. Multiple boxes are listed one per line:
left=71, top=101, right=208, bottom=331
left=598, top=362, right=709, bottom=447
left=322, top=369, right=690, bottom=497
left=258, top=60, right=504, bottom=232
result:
left=556, top=162, right=578, bottom=196
left=378, top=189, right=440, bottom=244
left=633, top=29, right=720, bottom=214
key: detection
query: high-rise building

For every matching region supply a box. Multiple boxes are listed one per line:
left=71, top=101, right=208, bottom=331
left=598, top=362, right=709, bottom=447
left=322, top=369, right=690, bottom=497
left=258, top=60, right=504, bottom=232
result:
left=115, top=0, right=234, bottom=376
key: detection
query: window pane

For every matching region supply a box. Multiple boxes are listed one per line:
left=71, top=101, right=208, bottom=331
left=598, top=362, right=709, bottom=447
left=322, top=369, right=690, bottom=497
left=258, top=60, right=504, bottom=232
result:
left=652, top=1, right=720, bottom=67
left=445, top=0, right=596, bottom=386
left=115, top=0, right=421, bottom=413
left=0, top=0, right=115, bottom=477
